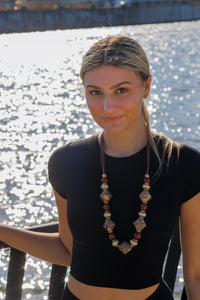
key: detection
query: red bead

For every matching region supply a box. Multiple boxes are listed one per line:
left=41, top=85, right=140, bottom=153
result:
left=144, top=177, right=150, bottom=183
left=108, top=233, right=116, bottom=240
left=103, top=204, right=110, bottom=211
left=101, top=177, right=108, bottom=183
left=134, top=232, right=141, bottom=240
left=140, top=203, right=148, bottom=211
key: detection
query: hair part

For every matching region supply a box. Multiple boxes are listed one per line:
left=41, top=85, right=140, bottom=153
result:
left=80, top=35, right=150, bottom=82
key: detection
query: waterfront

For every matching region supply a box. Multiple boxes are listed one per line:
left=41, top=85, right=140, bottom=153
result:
left=0, top=20, right=200, bottom=299
left=1, top=0, right=200, bottom=33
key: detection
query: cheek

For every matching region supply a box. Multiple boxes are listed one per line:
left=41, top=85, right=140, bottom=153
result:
left=86, top=98, right=102, bottom=114
left=122, top=95, right=142, bottom=110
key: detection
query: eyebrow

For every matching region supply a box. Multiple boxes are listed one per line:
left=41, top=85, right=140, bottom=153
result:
left=85, top=81, right=136, bottom=90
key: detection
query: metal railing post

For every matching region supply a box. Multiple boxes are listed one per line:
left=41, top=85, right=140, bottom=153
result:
left=163, top=219, right=181, bottom=292
left=6, top=248, right=26, bottom=300
left=48, top=264, right=67, bottom=300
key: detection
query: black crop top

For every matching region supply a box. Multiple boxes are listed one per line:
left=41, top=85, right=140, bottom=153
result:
left=48, top=134, right=200, bottom=289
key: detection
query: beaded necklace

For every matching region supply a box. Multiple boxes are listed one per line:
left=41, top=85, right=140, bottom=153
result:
left=99, top=132, right=152, bottom=255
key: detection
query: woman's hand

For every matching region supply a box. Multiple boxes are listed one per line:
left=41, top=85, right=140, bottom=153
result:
left=0, top=189, right=73, bottom=267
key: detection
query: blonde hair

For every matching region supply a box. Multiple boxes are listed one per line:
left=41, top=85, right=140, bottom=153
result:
left=80, top=36, right=176, bottom=179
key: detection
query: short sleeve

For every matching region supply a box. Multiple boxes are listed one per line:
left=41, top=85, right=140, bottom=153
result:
left=178, top=145, right=200, bottom=204
left=48, top=143, right=71, bottom=199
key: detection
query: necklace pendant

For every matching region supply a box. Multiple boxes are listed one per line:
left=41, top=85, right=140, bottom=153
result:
left=139, top=190, right=152, bottom=203
left=100, top=190, right=112, bottom=202
left=118, top=241, right=132, bottom=255
left=134, top=218, right=147, bottom=232
left=103, top=219, right=116, bottom=232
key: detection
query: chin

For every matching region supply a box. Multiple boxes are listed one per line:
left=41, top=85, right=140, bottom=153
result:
left=101, top=125, right=127, bottom=136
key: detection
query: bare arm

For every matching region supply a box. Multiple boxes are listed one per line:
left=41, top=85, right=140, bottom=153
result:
left=180, top=192, right=200, bottom=300
left=0, top=189, right=72, bottom=267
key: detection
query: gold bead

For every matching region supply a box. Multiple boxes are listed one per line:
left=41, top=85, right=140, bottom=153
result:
left=112, top=239, right=119, bottom=247
left=101, top=183, right=109, bottom=190
left=130, top=239, right=138, bottom=247
left=102, top=173, right=107, bottom=178
left=142, top=183, right=150, bottom=191
left=138, top=211, right=146, bottom=218
left=104, top=211, right=111, bottom=218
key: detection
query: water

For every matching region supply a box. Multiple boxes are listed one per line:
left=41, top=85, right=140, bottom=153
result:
left=0, top=20, right=200, bottom=299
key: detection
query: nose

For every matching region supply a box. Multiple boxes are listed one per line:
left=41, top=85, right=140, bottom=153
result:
left=103, top=94, right=115, bottom=111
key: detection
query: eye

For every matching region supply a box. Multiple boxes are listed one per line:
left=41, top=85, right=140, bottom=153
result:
left=89, top=90, right=102, bottom=96
left=115, top=87, right=128, bottom=94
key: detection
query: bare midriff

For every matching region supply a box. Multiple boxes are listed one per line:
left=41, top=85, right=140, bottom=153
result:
left=68, top=274, right=160, bottom=300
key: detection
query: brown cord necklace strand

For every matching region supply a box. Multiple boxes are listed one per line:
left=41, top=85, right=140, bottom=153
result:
left=99, top=132, right=152, bottom=255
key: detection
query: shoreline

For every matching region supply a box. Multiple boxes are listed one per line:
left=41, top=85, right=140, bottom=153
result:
left=0, top=3, right=200, bottom=34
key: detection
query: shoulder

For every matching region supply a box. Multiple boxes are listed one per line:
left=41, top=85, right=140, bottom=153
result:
left=48, top=135, right=99, bottom=198
left=178, top=143, right=200, bottom=168
left=179, top=143, right=200, bottom=157
left=152, top=132, right=200, bottom=165
left=152, top=132, right=180, bottom=158
left=48, top=134, right=98, bottom=169
left=154, top=134, right=200, bottom=178
left=152, top=132, right=176, bottom=147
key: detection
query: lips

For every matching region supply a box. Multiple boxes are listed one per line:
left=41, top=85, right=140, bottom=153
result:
left=102, top=115, right=124, bottom=123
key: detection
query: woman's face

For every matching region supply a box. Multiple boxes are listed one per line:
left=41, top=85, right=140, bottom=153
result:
left=83, top=65, right=151, bottom=136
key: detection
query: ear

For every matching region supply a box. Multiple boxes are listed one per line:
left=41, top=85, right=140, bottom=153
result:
left=144, top=75, right=152, bottom=99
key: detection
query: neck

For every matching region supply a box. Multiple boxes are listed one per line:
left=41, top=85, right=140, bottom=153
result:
left=101, top=123, right=148, bottom=158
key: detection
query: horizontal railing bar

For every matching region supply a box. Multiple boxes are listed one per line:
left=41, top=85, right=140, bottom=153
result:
left=27, top=221, right=59, bottom=232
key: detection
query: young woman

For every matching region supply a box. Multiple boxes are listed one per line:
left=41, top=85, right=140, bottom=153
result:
left=1, top=36, right=200, bottom=300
